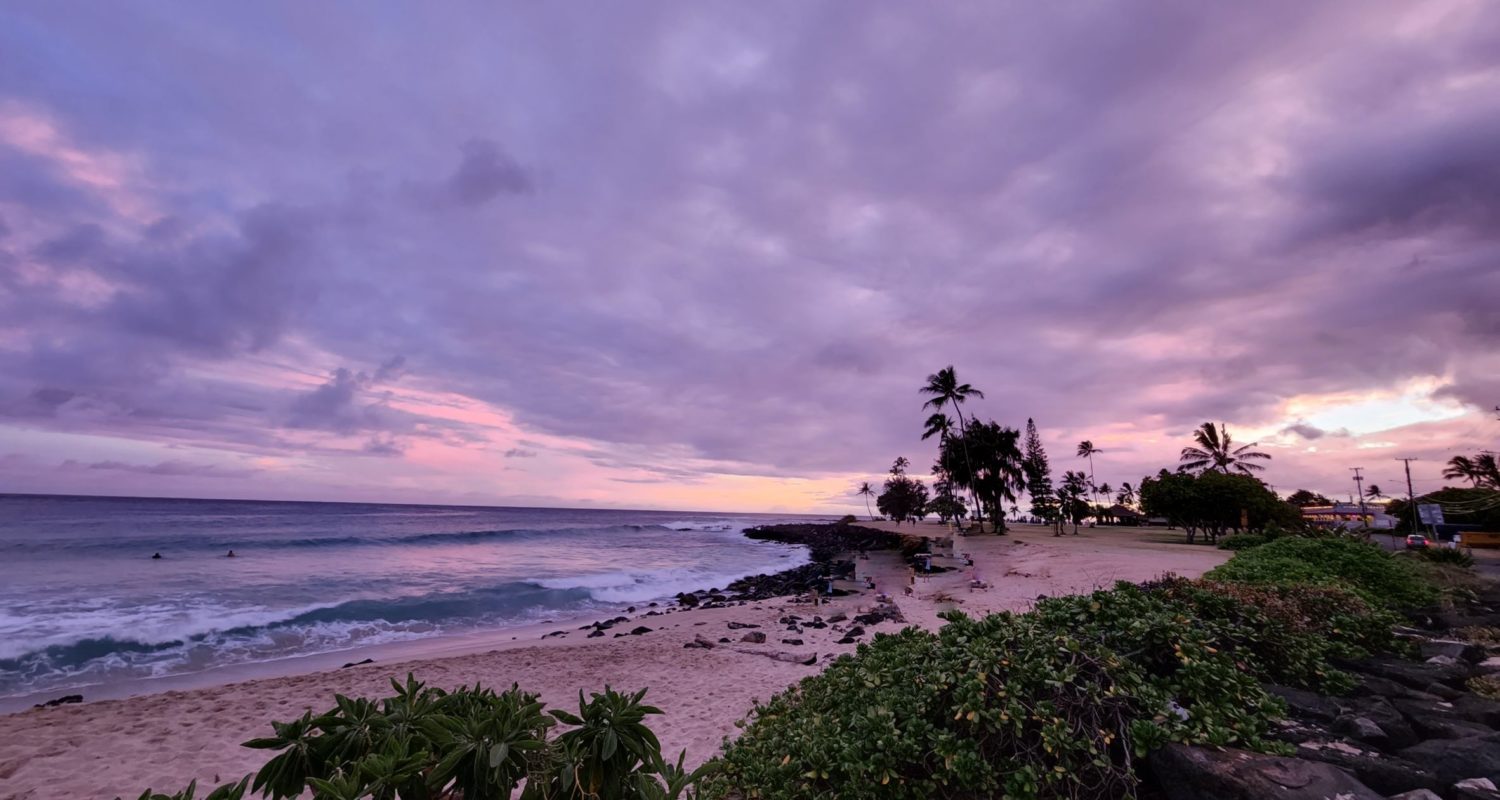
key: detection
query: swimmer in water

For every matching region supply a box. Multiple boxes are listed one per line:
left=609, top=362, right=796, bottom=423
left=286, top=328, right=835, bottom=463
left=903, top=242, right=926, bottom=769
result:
left=151, top=552, right=162, bottom=559
left=227, top=549, right=236, bottom=558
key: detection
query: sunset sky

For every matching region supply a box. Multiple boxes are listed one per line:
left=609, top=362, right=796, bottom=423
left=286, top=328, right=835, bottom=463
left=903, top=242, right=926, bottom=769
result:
left=1, top=2, right=1497, bottom=513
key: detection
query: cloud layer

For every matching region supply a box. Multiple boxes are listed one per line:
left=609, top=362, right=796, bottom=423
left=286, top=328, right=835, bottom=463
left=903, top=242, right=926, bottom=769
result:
left=1, top=2, right=1497, bottom=510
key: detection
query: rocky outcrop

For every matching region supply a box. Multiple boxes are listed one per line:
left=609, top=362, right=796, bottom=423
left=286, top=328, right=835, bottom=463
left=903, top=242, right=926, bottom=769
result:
left=1148, top=743, right=1383, bottom=799
left=740, top=523, right=900, bottom=562
left=1153, top=588, right=1500, bottom=800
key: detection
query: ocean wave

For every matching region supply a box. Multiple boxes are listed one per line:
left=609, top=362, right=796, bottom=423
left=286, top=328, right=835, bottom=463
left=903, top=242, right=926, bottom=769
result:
left=0, top=580, right=600, bottom=695
left=0, top=523, right=691, bottom=555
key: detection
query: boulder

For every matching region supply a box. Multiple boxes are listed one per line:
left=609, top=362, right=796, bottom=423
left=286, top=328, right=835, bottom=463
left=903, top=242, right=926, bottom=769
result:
left=629, top=626, right=652, bottom=635
left=1351, top=656, right=1470, bottom=690
left=1399, top=738, right=1500, bottom=786
left=781, top=638, right=804, bottom=646
left=1421, top=638, right=1486, bottom=663
left=726, top=621, right=761, bottom=630
left=1345, top=697, right=1418, bottom=748
left=1296, top=740, right=1442, bottom=796
left=1456, top=777, right=1500, bottom=800
left=740, top=631, right=766, bottom=644
left=1426, top=682, right=1466, bottom=701
left=683, top=635, right=715, bottom=649
left=1265, top=684, right=1341, bottom=722
left=1351, top=673, right=1416, bottom=699
left=1454, top=694, right=1500, bottom=727
left=1332, top=715, right=1388, bottom=748
left=1148, top=744, right=1383, bottom=799
left=1388, top=790, right=1442, bottom=800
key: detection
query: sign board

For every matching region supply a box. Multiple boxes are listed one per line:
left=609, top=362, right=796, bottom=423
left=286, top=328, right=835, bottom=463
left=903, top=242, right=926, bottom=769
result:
left=1418, top=504, right=1445, bottom=526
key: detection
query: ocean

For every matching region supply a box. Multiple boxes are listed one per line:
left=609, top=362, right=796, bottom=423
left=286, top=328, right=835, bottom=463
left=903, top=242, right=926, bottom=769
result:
left=0, top=494, right=820, bottom=704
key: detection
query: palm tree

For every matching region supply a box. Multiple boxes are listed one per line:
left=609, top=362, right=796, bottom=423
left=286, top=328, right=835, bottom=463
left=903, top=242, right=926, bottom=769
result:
left=891, top=456, right=910, bottom=476
left=921, top=367, right=985, bottom=529
left=856, top=481, right=876, bottom=520
left=1364, top=484, right=1384, bottom=502
left=1059, top=471, right=1090, bottom=534
left=1076, top=440, right=1102, bottom=507
left=1116, top=481, right=1136, bottom=507
left=1178, top=422, right=1271, bottom=475
left=1478, top=453, right=1500, bottom=489
left=921, top=412, right=954, bottom=442
left=1444, top=455, right=1480, bottom=487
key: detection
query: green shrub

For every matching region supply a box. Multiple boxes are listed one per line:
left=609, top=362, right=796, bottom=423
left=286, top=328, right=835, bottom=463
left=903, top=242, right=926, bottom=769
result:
left=1469, top=675, right=1500, bottom=699
left=1139, top=578, right=1398, bottom=693
left=128, top=678, right=707, bottom=800
left=707, top=584, right=1288, bottom=800
left=1205, top=536, right=1436, bottom=608
left=1217, top=533, right=1268, bottom=551
left=837, top=514, right=859, bottom=525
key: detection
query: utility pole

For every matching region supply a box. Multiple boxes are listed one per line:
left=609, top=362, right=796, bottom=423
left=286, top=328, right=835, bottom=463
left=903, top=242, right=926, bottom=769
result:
left=1396, top=458, right=1419, bottom=539
left=1350, top=467, right=1367, bottom=528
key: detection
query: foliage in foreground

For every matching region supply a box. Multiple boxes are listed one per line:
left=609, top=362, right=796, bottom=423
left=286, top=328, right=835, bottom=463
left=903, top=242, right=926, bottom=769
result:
left=705, top=576, right=1394, bottom=800
left=1204, top=535, right=1437, bottom=608
left=1215, top=533, right=1268, bottom=551
left=130, top=680, right=707, bottom=800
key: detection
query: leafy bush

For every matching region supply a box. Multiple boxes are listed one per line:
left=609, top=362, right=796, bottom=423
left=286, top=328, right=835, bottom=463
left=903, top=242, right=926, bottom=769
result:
left=1470, top=675, right=1500, bottom=700
left=129, top=678, right=707, bottom=800
left=1217, top=533, right=1267, bottom=551
left=836, top=514, right=858, bottom=525
left=1205, top=536, right=1436, bottom=608
left=706, top=584, right=1289, bottom=800
left=1138, top=578, right=1398, bottom=693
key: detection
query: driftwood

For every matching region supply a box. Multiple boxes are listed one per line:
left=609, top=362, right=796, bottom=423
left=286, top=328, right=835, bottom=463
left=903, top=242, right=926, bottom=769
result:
left=731, top=647, right=818, bottom=665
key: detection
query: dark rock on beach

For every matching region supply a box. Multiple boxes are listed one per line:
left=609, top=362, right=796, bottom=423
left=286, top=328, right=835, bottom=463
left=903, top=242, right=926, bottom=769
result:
left=33, top=694, right=83, bottom=709
left=340, top=658, right=375, bottom=668
left=1149, top=743, right=1383, bottom=799
left=1399, top=737, right=1500, bottom=786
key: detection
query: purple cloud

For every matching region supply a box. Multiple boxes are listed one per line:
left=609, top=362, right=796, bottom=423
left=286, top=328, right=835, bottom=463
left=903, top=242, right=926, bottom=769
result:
left=0, top=1, right=1497, bottom=507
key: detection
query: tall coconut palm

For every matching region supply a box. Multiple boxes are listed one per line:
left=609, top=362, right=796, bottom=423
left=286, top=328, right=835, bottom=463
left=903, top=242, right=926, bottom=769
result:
left=1364, top=484, right=1384, bottom=501
left=856, top=481, right=876, bottom=520
left=1076, top=440, right=1102, bottom=507
left=1178, top=422, right=1271, bottom=475
left=921, top=367, right=985, bottom=529
left=1444, top=455, right=1480, bottom=486
left=1116, top=481, right=1136, bottom=507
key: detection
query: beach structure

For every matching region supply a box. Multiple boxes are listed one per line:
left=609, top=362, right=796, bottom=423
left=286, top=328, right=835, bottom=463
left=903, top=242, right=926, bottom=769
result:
left=1301, top=502, right=1397, bottom=530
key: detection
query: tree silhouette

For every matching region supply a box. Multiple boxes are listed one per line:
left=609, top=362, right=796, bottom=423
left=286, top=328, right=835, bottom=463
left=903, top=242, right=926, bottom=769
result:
left=1178, top=422, right=1271, bottom=475
left=856, top=481, right=876, bottom=520
left=1076, top=440, right=1102, bottom=507
left=1022, top=418, right=1057, bottom=533
left=921, top=367, right=985, bottom=530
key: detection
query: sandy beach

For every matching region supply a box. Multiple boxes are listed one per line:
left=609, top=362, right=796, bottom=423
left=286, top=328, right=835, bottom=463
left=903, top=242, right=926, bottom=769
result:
left=0, top=525, right=1226, bottom=800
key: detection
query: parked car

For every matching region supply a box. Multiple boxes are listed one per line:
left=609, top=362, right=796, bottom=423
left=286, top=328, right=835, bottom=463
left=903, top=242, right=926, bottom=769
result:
left=1405, top=534, right=1428, bottom=550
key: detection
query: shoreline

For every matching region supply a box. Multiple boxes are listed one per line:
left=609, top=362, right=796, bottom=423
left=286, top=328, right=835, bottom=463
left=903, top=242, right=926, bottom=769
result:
left=0, top=523, right=1231, bottom=800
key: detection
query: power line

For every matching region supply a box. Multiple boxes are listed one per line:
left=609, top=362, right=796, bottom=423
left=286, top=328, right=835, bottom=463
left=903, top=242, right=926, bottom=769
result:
left=1396, top=458, right=1420, bottom=534
left=1350, top=467, right=1367, bottom=522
